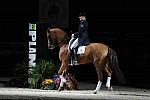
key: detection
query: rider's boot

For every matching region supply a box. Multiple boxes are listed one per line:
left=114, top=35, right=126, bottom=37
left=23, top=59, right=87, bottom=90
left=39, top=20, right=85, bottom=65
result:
left=72, top=48, right=78, bottom=65
left=70, top=51, right=74, bottom=66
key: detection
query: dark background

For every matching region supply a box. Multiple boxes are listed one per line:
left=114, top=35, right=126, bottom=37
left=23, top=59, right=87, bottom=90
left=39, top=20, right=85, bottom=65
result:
left=0, top=0, right=150, bottom=88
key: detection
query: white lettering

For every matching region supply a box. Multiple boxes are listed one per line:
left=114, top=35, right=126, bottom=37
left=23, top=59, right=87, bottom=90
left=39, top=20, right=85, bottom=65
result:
left=29, top=54, right=36, bottom=67
left=29, top=31, right=36, bottom=41
left=29, top=48, right=36, bottom=53
left=29, top=41, right=36, bottom=47
left=29, top=23, right=36, bottom=68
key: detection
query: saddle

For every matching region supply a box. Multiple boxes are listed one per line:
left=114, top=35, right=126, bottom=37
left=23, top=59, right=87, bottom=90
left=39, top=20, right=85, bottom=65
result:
left=68, top=46, right=86, bottom=55
left=76, top=46, right=86, bottom=55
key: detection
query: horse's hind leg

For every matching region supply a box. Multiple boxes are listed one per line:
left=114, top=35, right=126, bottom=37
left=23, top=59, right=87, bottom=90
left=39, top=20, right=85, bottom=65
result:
left=105, top=63, right=113, bottom=91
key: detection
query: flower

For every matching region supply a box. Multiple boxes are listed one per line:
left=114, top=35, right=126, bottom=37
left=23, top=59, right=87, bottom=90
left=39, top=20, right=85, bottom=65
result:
left=42, top=79, right=54, bottom=86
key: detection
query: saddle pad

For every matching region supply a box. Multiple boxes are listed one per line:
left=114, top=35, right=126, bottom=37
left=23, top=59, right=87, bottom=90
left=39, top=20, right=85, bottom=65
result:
left=77, top=46, right=86, bottom=54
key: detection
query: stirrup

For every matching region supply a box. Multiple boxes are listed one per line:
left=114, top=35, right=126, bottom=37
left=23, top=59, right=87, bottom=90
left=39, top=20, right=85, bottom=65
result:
left=73, top=60, right=79, bottom=65
left=69, top=60, right=79, bottom=66
left=69, top=60, right=74, bottom=66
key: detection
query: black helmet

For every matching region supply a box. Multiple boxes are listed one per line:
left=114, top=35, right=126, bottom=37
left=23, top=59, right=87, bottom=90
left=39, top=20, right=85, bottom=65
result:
left=79, top=12, right=86, bottom=17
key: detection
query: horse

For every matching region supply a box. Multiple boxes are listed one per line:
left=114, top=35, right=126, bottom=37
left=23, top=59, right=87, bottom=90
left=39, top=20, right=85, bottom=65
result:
left=47, top=28, right=126, bottom=94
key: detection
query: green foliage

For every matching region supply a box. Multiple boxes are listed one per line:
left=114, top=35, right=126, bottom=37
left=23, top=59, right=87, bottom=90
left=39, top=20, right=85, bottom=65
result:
left=28, top=59, right=60, bottom=89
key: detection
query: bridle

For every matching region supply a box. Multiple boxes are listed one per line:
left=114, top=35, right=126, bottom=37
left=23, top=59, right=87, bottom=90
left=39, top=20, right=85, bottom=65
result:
left=47, top=29, right=66, bottom=49
left=48, top=39, right=65, bottom=49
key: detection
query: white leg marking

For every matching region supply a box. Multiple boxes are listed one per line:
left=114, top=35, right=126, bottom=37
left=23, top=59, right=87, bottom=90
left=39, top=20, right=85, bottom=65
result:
left=60, top=80, right=64, bottom=87
left=59, top=75, right=67, bottom=88
left=93, top=81, right=102, bottom=94
left=60, top=75, right=67, bottom=83
left=106, top=77, right=111, bottom=88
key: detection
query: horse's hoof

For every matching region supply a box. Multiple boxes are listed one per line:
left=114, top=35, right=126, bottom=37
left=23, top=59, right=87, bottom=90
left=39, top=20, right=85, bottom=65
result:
left=58, top=87, right=63, bottom=92
left=93, top=90, right=97, bottom=94
left=110, top=87, right=113, bottom=91
left=108, top=87, right=113, bottom=91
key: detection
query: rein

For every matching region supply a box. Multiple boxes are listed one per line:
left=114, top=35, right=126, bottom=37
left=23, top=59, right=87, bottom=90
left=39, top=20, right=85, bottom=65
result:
left=54, top=40, right=65, bottom=48
left=49, top=35, right=68, bottom=49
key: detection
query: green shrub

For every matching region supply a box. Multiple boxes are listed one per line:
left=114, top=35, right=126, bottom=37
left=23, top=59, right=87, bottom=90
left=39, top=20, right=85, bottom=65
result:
left=28, top=59, right=60, bottom=89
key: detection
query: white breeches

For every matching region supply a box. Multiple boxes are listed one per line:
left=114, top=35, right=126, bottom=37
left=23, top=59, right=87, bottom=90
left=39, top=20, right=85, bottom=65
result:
left=70, top=38, right=79, bottom=50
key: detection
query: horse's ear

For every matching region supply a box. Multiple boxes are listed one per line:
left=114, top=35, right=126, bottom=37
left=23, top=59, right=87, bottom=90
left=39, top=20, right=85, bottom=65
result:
left=47, top=28, right=53, bottom=34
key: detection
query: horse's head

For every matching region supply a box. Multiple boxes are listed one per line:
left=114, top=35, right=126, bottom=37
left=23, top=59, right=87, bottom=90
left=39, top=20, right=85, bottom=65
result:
left=47, top=28, right=57, bottom=49
left=47, top=28, right=69, bottom=50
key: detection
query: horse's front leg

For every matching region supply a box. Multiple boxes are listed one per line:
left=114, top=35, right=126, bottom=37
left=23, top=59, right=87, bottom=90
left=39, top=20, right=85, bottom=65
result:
left=58, top=70, right=67, bottom=91
left=58, top=62, right=69, bottom=91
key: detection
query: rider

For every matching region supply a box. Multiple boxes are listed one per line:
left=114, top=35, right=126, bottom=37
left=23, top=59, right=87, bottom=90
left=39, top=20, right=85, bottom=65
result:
left=69, top=12, right=90, bottom=65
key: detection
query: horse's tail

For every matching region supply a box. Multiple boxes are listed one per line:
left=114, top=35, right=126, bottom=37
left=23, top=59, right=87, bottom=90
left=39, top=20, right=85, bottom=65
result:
left=108, top=48, right=127, bottom=85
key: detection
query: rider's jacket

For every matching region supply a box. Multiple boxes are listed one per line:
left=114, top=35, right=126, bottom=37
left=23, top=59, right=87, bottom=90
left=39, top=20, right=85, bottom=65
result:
left=75, top=20, right=90, bottom=46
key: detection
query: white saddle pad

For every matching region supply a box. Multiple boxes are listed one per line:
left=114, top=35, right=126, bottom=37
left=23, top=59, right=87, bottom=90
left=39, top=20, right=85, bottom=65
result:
left=77, top=46, right=86, bottom=54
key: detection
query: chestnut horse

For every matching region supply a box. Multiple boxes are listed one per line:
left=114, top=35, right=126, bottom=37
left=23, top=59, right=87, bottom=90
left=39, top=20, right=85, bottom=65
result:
left=47, top=28, right=126, bottom=94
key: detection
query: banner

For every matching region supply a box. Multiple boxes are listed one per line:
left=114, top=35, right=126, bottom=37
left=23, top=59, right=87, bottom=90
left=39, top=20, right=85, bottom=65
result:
left=29, top=23, right=36, bottom=68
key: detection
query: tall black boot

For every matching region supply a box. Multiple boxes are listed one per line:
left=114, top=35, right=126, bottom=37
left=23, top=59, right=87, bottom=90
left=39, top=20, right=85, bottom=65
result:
left=70, top=51, right=74, bottom=66
left=72, top=48, right=78, bottom=65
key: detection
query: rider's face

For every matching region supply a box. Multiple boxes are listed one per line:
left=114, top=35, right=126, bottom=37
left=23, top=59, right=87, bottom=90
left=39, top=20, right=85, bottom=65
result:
left=79, top=16, right=86, bottom=21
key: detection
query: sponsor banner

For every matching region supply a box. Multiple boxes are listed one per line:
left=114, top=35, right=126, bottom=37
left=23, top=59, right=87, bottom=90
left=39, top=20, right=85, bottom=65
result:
left=29, top=23, right=36, bottom=68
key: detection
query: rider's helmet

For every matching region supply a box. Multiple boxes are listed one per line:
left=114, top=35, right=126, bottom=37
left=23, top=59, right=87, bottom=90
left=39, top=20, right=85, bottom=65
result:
left=79, top=12, right=86, bottom=17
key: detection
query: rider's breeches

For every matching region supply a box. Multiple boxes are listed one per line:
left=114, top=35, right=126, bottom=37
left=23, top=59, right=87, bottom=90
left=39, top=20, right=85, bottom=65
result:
left=69, top=38, right=75, bottom=49
left=70, top=38, right=79, bottom=50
